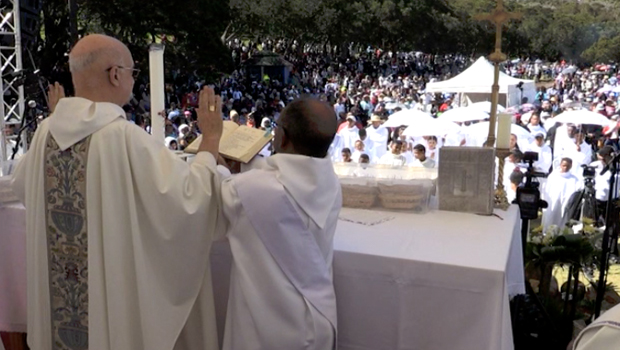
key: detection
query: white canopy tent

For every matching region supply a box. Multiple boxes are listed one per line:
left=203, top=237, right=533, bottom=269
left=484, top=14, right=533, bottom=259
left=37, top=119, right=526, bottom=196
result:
left=426, top=56, right=536, bottom=107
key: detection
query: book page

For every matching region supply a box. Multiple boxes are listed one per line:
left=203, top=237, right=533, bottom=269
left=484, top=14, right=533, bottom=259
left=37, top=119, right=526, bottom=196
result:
left=184, top=121, right=239, bottom=154
left=220, top=126, right=273, bottom=163
left=220, top=121, right=239, bottom=143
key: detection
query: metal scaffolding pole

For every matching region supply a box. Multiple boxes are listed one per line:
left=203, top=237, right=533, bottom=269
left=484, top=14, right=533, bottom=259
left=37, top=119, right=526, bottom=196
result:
left=0, top=0, right=25, bottom=168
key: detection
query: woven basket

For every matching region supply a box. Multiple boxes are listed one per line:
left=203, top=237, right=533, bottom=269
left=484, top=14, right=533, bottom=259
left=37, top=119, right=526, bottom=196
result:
left=341, top=184, right=378, bottom=209
left=378, top=193, right=426, bottom=210
left=378, top=183, right=426, bottom=196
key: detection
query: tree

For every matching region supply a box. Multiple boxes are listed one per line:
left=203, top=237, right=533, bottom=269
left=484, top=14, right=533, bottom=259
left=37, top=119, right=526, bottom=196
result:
left=582, top=36, right=620, bottom=64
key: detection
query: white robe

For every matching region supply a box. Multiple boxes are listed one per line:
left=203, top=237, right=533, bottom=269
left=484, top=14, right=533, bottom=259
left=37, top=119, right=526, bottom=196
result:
left=541, top=171, right=582, bottom=230
left=338, top=126, right=360, bottom=150
left=574, top=303, right=620, bottom=350
left=11, top=97, right=224, bottom=350
left=378, top=152, right=407, bottom=167
left=366, top=125, right=389, bottom=158
left=220, top=154, right=341, bottom=350
left=328, top=134, right=344, bottom=162
left=528, top=144, right=553, bottom=173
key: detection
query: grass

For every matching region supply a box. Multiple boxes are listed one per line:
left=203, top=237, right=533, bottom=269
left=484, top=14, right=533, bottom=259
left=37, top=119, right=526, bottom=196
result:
left=553, top=264, right=620, bottom=293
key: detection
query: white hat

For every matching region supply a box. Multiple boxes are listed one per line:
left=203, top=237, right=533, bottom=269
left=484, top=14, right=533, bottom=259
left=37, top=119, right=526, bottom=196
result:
left=261, top=117, right=271, bottom=128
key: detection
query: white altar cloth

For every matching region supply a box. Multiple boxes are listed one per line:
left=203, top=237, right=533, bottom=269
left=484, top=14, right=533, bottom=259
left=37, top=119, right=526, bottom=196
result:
left=2, top=204, right=523, bottom=350
left=212, top=206, right=524, bottom=350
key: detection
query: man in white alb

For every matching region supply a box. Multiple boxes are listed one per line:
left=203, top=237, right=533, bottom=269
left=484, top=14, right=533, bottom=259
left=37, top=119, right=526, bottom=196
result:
left=366, top=114, right=388, bottom=158
left=219, top=98, right=341, bottom=350
left=378, top=140, right=407, bottom=166
left=338, top=114, right=360, bottom=150
left=12, top=34, right=226, bottom=350
left=528, top=132, right=552, bottom=173
left=541, top=158, right=582, bottom=230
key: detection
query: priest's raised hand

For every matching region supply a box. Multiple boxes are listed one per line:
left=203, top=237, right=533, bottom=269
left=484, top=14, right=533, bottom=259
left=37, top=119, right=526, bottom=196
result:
left=12, top=34, right=226, bottom=350
left=196, top=86, right=223, bottom=156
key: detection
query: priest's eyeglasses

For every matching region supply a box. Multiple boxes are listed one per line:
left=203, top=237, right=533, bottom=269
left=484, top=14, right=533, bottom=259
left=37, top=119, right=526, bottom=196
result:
left=106, top=66, right=141, bottom=79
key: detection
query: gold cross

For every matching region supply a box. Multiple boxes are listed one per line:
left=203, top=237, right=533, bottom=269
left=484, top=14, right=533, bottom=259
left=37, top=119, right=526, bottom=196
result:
left=475, top=0, right=522, bottom=63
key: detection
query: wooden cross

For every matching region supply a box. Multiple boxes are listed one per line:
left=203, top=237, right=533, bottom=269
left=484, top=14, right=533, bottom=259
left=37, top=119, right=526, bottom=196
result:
left=475, top=0, right=522, bottom=63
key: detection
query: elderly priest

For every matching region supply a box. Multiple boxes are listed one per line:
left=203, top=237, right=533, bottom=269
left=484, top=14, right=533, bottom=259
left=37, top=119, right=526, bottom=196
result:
left=219, top=97, right=342, bottom=350
left=12, top=34, right=226, bottom=350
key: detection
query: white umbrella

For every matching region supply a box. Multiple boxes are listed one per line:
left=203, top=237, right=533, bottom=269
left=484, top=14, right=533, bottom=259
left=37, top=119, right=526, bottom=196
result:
left=439, top=107, right=489, bottom=123
left=469, top=101, right=506, bottom=114
left=383, top=109, right=433, bottom=127
left=463, top=122, right=534, bottom=147
left=597, top=85, right=613, bottom=94
left=402, top=118, right=460, bottom=138
left=553, top=110, right=613, bottom=127
left=385, top=102, right=408, bottom=110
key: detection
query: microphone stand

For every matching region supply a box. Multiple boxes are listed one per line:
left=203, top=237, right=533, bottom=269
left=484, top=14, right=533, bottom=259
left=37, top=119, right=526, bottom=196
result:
left=594, top=152, right=620, bottom=317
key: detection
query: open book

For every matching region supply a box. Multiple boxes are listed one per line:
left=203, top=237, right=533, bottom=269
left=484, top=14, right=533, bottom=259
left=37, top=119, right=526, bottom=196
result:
left=184, top=121, right=273, bottom=163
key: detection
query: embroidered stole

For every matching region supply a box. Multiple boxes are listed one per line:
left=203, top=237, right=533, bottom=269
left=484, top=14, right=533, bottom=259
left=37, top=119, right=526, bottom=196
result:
left=234, top=172, right=338, bottom=335
left=43, top=134, right=91, bottom=350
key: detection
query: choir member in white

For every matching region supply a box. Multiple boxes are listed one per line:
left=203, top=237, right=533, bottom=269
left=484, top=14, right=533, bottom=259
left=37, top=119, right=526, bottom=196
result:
left=528, top=133, right=553, bottom=173
left=541, top=158, right=582, bottom=231
left=366, top=114, right=389, bottom=158
left=338, top=114, right=360, bottom=150
left=412, top=144, right=436, bottom=168
left=351, top=140, right=370, bottom=163
left=526, top=113, right=546, bottom=138
left=219, top=98, right=340, bottom=350
left=426, top=136, right=439, bottom=164
left=378, top=140, right=407, bottom=166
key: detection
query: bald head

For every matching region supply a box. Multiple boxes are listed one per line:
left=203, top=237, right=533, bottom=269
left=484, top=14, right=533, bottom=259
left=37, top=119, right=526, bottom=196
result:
left=69, top=34, right=135, bottom=106
left=276, top=98, right=338, bottom=158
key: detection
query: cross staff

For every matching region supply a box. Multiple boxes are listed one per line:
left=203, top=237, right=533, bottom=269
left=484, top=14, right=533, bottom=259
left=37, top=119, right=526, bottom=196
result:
left=474, top=0, right=522, bottom=148
left=475, top=0, right=522, bottom=210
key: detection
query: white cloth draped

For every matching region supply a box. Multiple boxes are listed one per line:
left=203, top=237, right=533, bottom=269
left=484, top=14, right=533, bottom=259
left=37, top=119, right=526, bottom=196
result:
left=12, top=97, right=224, bottom=350
left=220, top=154, right=341, bottom=350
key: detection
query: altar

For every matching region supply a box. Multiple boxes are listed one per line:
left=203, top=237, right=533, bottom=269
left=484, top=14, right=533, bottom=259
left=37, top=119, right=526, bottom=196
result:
left=212, top=206, right=524, bottom=350
left=2, top=204, right=523, bottom=350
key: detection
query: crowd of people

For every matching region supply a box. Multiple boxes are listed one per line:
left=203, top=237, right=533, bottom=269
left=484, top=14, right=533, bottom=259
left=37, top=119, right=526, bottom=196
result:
left=90, top=39, right=620, bottom=233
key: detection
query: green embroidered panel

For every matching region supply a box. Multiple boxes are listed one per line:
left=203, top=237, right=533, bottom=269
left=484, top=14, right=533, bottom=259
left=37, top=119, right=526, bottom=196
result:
left=44, top=134, right=91, bottom=350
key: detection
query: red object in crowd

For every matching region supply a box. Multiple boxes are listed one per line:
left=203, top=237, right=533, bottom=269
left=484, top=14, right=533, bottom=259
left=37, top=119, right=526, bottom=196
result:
left=337, top=120, right=363, bottom=133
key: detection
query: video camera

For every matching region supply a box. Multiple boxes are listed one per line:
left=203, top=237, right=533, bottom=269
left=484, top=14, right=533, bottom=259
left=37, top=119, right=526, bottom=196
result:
left=516, top=152, right=548, bottom=220
left=582, top=164, right=597, bottom=179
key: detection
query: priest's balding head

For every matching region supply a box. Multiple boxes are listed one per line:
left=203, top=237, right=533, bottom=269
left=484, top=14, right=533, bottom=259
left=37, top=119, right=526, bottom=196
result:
left=68, top=34, right=136, bottom=107
left=273, top=97, right=337, bottom=158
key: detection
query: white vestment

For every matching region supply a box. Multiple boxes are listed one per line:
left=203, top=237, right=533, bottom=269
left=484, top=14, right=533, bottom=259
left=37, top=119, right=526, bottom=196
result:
left=12, top=97, right=224, bottom=350
left=378, top=152, right=407, bottom=167
left=412, top=157, right=436, bottom=168
left=328, top=134, right=344, bottom=162
left=220, top=154, right=341, bottom=350
left=338, top=126, right=360, bottom=150
left=541, top=171, right=582, bottom=230
left=561, top=141, right=593, bottom=165
left=352, top=149, right=375, bottom=164
left=528, top=144, right=553, bottom=173
left=574, top=303, right=620, bottom=350
left=366, top=125, right=389, bottom=158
